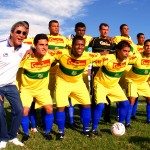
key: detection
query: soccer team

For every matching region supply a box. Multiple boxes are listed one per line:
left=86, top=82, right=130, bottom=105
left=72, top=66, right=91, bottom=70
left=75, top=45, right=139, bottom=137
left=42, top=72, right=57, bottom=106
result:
left=0, top=20, right=150, bottom=148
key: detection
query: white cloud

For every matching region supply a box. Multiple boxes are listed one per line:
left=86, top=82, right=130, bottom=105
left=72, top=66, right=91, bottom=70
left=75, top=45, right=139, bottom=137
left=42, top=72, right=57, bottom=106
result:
left=0, top=0, right=94, bottom=39
left=117, top=0, right=135, bottom=5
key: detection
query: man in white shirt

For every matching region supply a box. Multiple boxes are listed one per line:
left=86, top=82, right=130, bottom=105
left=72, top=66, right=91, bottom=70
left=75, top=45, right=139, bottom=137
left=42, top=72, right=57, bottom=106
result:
left=0, top=21, right=30, bottom=149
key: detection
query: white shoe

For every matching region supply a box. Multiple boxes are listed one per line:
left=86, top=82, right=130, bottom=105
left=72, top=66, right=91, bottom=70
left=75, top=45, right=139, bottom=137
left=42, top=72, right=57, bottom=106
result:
left=31, top=128, right=38, bottom=133
left=0, top=141, right=7, bottom=149
left=9, top=138, right=24, bottom=146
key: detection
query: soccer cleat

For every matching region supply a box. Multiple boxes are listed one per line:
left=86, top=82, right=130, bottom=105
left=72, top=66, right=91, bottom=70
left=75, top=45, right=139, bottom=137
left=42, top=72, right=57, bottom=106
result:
left=146, top=120, right=150, bottom=124
left=56, top=132, right=64, bottom=140
left=36, top=126, right=45, bottom=134
left=9, top=138, right=24, bottom=146
left=0, top=141, right=7, bottom=149
left=91, top=130, right=99, bottom=137
left=21, top=134, right=30, bottom=143
left=82, top=130, right=91, bottom=137
left=31, top=128, right=38, bottom=133
left=45, top=134, right=53, bottom=140
left=125, top=124, right=132, bottom=129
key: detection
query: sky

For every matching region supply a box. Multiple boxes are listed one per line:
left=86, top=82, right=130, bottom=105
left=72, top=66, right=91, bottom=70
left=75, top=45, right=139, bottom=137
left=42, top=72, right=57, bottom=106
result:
left=0, top=0, right=149, bottom=43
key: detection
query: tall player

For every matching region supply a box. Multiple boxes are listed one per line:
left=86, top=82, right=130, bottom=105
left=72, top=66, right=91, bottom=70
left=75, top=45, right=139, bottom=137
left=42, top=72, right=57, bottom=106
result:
left=18, top=34, right=55, bottom=142
left=89, top=23, right=114, bottom=123
left=91, top=41, right=134, bottom=136
left=131, top=33, right=145, bottom=120
left=125, top=39, right=150, bottom=127
left=114, top=24, right=137, bottom=120
left=54, top=36, right=102, bottom=140
left=66, top=22, right=92, bottom=127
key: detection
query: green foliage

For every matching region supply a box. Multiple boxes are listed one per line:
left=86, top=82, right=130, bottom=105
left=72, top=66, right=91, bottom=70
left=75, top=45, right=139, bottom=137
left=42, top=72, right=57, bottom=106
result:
left=3, top=101, right=150, bottom=150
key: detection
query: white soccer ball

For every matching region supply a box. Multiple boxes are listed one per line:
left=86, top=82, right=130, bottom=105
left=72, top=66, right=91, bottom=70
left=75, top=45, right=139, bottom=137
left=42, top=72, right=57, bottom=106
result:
left=110, top=122, right=125, bottom=136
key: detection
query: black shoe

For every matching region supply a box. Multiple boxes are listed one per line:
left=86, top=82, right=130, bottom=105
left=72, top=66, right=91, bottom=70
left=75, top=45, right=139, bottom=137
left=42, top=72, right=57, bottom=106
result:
left=82, top=130, right=91, bottom=137
left=91, top=130, right=98, bottom=137
left=125, top=124, right=132, bottom=129
left=131, top=116, right=136, bottom=120
left=104, top=118, right=111, bottom=123
left=146, top=120, right=150, bottom=124
left=21, top=134, right=30, bottom=143
left=56, top=132, right=64, bottom=140
left=45, top=134, right=53, bottom=140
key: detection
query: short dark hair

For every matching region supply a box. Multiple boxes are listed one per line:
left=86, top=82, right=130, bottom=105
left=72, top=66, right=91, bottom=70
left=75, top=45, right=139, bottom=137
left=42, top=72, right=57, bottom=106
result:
left=48, top=20, right=58, bottom=27
left=75, top=22, right=86, bottom=30
left=137, top=33, right=144, bottom=38
left=34, top=34, right=48, bottom=45
left=72, top=36, right=85, bottom=46
left=120, top=24, right=128, bottom=30
left=99, top=23, right=109, bottom=30
left=11, top=21, right=28, bottom=32
left=144, top=39, right=150, bottom=46
left=116, top=40, right=131, bottom=50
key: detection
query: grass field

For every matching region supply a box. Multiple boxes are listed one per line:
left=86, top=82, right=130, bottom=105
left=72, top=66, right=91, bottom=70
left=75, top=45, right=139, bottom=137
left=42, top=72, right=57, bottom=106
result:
left=3, top=100, right=150, bottom=150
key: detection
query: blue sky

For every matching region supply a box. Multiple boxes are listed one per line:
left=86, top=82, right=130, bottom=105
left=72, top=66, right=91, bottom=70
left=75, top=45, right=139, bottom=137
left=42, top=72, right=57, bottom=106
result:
left=0, top=0, right=149, bottom=43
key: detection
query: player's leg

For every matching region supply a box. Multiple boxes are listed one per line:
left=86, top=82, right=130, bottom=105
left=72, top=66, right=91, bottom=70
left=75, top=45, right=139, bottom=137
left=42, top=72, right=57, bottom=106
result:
left=131, top=97, right=138, bottom=120
left=91, top=82, right=107, bottom=136
left=56, top=107, right=65, bottom=140
left=145, top=97, right=150, bottom=123
left=29, top=101, right=37, bottom=132
left=21, top=107, right=30, bottom=142
left=55, top=77, right=70, bottom=140
left=65, top=98, right=75, bottom=126
left=19, top=90, right=32, bottom=143
left=125, top=97, right=136, bottom=128
left=103, top=97, right=111, bottom=123
left=43, top=104, right=54, bottom=140
left=92, top=103, right=105, bottom=135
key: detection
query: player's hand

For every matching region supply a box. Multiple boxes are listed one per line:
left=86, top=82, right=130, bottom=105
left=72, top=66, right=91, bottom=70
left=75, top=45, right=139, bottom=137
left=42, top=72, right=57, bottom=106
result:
left=23, top=49, right=34, bottom=59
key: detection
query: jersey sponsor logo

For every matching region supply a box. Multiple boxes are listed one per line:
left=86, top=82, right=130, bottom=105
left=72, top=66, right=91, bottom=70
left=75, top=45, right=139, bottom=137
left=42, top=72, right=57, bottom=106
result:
left=48, top=37, right=64, bottom=44
left=56, top=50, right=62, bottom=55
left=141, top=59, right=150, bottom=65
left=99, top=41, right=110, bottom=46
left=31, top=59, right=50, bottom=68
left=48, top=51, right=55, bottom=56
left=113, top=62, right=126, bottom=69
left=67, top=58, right=86, bottom=66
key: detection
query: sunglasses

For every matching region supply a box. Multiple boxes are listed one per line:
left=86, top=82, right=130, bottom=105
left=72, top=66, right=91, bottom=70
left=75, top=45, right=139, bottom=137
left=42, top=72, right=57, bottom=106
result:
left=15, top=30, right=27, bottom=36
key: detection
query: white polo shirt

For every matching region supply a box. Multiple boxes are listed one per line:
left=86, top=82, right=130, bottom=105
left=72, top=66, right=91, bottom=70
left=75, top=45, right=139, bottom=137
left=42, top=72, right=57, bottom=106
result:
left=0, top=38, right=30, bottom=87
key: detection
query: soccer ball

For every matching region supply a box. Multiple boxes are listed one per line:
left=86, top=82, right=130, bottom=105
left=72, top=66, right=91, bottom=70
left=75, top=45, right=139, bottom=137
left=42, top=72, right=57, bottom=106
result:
left=110, top=122, right=125, bottom=136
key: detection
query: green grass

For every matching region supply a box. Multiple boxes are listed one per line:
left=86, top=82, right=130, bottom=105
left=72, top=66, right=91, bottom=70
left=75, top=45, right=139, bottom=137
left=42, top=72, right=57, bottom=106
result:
left=3, top=100, right=150, bottom=150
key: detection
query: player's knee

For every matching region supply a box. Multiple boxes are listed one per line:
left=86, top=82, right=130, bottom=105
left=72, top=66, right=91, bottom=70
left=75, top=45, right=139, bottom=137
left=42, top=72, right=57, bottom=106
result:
left=44, top=105, right=53, bottom=114
left=23, top=107, right=29, bottom=116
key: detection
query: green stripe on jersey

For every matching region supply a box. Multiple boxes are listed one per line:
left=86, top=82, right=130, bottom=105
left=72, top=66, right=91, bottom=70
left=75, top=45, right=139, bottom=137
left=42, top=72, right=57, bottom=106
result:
left=132, top=67, right=150, bottom=75
left=24, top=70, right=49, bottom=79
left=102, top=66, right=124, bottom=78
left=59, top=64, right=84, bottom=76
left=48, top=45, right=65, bottom=50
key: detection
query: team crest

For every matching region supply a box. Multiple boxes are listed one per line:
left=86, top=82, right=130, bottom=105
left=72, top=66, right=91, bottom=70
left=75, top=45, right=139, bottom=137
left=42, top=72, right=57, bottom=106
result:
left=144, top=70, right=149, bottom=74
left=38, top=74, right=43, bottom=78
left=71, top=71, right=77, bottom=76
